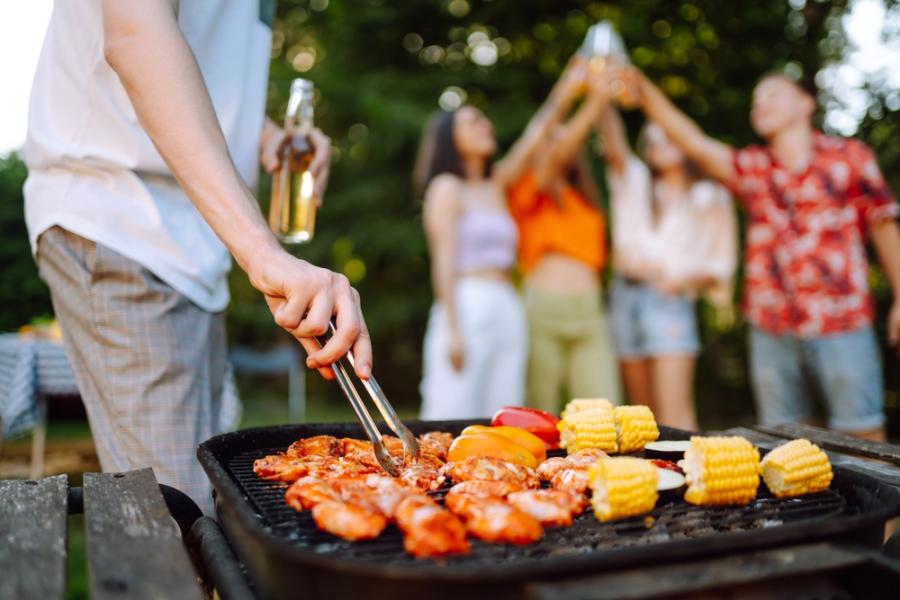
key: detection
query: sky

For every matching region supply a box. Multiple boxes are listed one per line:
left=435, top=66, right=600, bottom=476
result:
left=0, top=1, right=897, bottom=156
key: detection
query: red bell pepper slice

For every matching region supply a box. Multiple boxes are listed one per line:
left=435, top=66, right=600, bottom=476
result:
left=490, top=406, right=560, bottom=450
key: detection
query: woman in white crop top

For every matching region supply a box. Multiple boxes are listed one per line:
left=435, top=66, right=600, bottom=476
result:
left=596, top=108, right=738, bottom=430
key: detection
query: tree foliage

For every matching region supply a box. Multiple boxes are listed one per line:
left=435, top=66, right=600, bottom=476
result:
left=0, top=0, right=896, bottom=430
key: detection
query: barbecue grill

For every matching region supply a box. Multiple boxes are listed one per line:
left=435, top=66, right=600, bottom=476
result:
left=198, top=420, right=900, bottom=600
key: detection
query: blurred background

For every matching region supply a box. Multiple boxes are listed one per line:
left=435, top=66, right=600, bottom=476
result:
left=1, top=0, right=899, bottom=434
left=1, top=3, right=898, bottom=596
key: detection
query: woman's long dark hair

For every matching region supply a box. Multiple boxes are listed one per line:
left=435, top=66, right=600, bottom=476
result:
left=413, top=108, right=490, bottom=198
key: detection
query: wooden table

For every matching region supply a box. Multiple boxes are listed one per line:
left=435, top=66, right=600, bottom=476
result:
left=0, top=468, right=206, bottom=600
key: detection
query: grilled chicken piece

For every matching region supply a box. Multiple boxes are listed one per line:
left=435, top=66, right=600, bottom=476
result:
left=445, top=494, right=542, bottom=545
left=340, top=438, right=373, bottom=455
left=394, top=495, right=469, bottom=558
left=253, top=455, right=315, bottom=482
left=536, top=457, right=569, bottom=482
left=286, top=435, right=343, bottom=458
left=442, top=456, right=540, bottom=489
left=311, top=500, right=387, bottom=541
left=506, top=490, right=584, bottom=527
left=565, top=448, right=609, bottom=467
left=358, top=474, right=420, bottom=515
left=399, top=464, right=443, bottom=492
left=446, top=480, right=522, bottom=501
left=550, top=468, right=589, bottom=494
left=537, top=449, right=608, bottom=482
left=418, top=431, right=454, bottom=460
left=285, top=477, right=343, bottom=511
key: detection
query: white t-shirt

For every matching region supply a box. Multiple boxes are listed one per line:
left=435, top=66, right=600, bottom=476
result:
left=24, top=0, right=274, bottom=312
left=609, top=156, right=738, bottom=306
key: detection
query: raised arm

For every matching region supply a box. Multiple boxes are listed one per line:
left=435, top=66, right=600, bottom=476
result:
left=491, top=57, right=588, bottom=190
left=871, top=220, right=900, bottom=355
left=101, top=0, right=370, bottom=377
left=533, top=78, right=611, bottom=190
left=628, top=68, right=736, bottom=184
left=422, top=175, right=465, bottom=371
left=594, top=102, right=631, bottom=177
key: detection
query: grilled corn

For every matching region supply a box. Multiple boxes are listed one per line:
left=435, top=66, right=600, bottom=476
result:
left=761, top=439, right=832, bottom=498
left=588, top=457, right=658, bottom=521
left=613, top=405, right=659, bottom=453
left=561, top=398, right=614, bottom=421
left=558, top=408, right=617, bottom=454
left=683, top=436, right=760, bottom=506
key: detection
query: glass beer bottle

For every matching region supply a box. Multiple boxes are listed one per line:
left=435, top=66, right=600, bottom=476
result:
left=269, top=78, right=318, bottom=244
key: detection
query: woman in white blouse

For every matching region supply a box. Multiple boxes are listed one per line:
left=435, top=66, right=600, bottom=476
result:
left=596, top=108, right=737, bottom=430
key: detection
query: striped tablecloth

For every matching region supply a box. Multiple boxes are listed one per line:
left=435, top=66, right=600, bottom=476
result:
left=0, top=333, right=241, bottom=439
left=0, top=334, right=78, bottom=438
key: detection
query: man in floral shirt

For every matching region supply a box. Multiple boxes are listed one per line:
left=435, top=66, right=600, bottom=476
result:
left=629, top=70, right=900, bottom=441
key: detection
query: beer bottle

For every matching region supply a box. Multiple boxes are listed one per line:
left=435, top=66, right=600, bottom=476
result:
left=269, top=78, right=318, bottom=244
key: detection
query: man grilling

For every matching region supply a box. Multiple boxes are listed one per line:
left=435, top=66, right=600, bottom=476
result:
left=24, top=0, right=371, bottom=513
left=624, top=67, right=900, bottom=442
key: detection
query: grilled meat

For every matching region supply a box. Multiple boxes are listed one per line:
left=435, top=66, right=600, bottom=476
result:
left=506, top=489, right=585, bottom=527
left=394, top=495, right=470, bottom=558
left=445, top=493, right=543, bottom=544
left=286, top=435, right=343, bottom=458
left=311, top=501, right=388, bottom=541
left=442, top=456, right=540, bottom=489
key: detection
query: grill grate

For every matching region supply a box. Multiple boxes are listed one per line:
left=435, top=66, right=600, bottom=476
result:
left=226, top=447, right=853, bottom=567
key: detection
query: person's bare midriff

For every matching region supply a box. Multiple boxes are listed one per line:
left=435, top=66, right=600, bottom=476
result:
left=526, top=253, right=598, bottom=294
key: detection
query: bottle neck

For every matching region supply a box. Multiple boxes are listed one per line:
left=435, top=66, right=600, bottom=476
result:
left=285, top=93, right=314, bottom=133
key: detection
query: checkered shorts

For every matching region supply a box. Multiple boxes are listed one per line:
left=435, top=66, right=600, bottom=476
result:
left=36, top=226, right=240, bottom=514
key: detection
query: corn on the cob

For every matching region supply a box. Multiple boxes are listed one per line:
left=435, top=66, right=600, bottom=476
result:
left=588, top=457, right=658, bottom=521
left=761, top=439, right=832, bottom=498
left=683, top=436, right=760, bottom=506
left=561, top=398, right=614, bottom=421
left=558, top=408, right=617, bottom=454
left=613, top=405, right=659, bottom=453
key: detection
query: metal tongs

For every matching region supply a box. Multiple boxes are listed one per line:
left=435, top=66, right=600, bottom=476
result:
left=315, top=321, right=418, bottom=476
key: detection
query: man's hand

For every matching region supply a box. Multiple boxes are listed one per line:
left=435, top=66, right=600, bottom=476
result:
left=889, top=300, right=900, bottom=357
left=249, top=248, right=372, bottom=380
left=259, top=119, right=332, bottom=204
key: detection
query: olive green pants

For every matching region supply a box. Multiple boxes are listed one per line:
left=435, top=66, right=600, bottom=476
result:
left=524, top=286, right=622, bottom=413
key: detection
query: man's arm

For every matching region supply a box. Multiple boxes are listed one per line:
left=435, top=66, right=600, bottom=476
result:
left=629, top=68, right=736, bottom=184
left=101, top=0, right=370, bottom=377
left=871, top=220, right=900, bottom=355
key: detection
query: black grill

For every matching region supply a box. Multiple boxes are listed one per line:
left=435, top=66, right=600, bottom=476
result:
left=198, top=420, right=900, bottom=600
left=227, top=446, right=849, bottom=567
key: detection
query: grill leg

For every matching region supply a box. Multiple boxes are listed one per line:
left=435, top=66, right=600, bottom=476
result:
left=187, top=516, right=255, bottom=600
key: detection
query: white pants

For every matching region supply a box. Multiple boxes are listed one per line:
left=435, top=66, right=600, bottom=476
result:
left=420, top=278, right=527, bottom=420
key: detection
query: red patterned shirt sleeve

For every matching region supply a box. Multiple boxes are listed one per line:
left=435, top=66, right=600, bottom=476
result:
left=729, top=145, right=769, bottom=207
left=844, top=139, right=899, bottom=227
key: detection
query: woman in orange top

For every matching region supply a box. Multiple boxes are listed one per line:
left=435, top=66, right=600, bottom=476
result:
left=414, top=58, right=615, bottom=418
left=506, top=74, right=623, bottom=413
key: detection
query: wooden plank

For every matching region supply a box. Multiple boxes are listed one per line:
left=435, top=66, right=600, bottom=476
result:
left=83, top=469, right=202, bottom=600
left=0, top=474, right=68, bottom=600
left=755, top=423, right=900, bottom=465
left=723, top=426, right=900, bottom=487
left=524, top=543, right=864, bottom=600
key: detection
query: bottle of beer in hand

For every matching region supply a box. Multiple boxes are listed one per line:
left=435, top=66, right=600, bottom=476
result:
left=269, top=78, right=318, bottom=244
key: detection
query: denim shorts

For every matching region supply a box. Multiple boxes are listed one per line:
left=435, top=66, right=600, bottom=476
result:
left=749, top=325, right=885, bottom=432
left=609, top=277, right=700, bottom=359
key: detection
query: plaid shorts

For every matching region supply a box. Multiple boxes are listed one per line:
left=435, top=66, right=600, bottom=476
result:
left=36, top=226, right=239, bottom=513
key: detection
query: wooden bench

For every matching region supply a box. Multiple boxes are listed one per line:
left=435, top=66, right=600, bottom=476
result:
left=0, top=468, right=208, bottom=600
